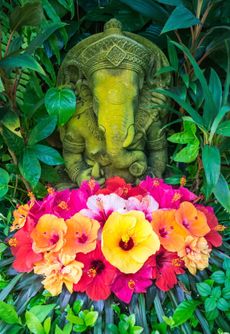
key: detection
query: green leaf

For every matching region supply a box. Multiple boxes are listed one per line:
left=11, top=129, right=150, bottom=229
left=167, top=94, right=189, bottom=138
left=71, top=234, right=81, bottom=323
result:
left=171, top=41, right=217, bottom=129
left=213, top=174, right=230, bottom=213
left=172, top=300, right=200, bottom=327
left=1, top=125, right=24, bottom=156
left=155, top=88, right=204, bottom=127
left=133, top=326, right=144, bottom=334
left=216, top=120, right=230, bottom=136
left=202, top=145, right=221, bottom=196
left=73, top=300, right=83, bottom=314
left=206, top=308, right=219, bottom=321
left=223, top=258, right=230, bottom=271
left=209, top=69, right=222, bottom=112
left=29, top=304, right=56, bottom=323
left=0, top=301, right=20, bottom=324
left=10, top=2, right=43, bottom=31
left=19, top=148, right=41, bottom=187
left=45, top=87, right=76, bottom=126
left=107, top=324, right=119, bottom=334
left=28, top=116, right=57, bottom=145
left=0, top=54, right=46, bottom=75
left=119, top=0, right=168, bottom=21
left=211, top=271, right=225, bottom=284
left=25, top=311, right=45, bottom=334
left=222, top=287, right=230, bottom=299
left=0, top=168, right=10, bottom=198
left=196, top=282, right=212, bottom=297
left=168, top=120, right=197, bottom=144
left=211, top=287, right=222, bottom=300
left=84, top=311, right=98, bottom=327
left=161, top=5, right=200, bottom=34
left=210, top=105, right=230, bottom=142
left=33, top=144, right=63, bottom=165
left=27, top=22, right=67, bottom=54
left=43, top=317, right=51, bottom=334
left=205, top=297, right=217, bottom=312
left=217, top=298, right=229, bottom=311
left=156, top=0, right=182, bottom=5
left=173, top=140, right=199, bottom=163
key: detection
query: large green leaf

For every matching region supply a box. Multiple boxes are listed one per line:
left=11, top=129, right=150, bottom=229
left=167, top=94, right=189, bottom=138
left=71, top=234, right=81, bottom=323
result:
left=28, top=116, right=57, bottom=145
left=0, top=301, right=20, bottom=324
left=27, top=22, right=67, bottom=54
left=45, top=87, right=76, bottom=126
left=216, top=120, right=230, bottom=136
left=209, top=69, right=222, bottom=112
left=19, top=148, right=41, bottom=188
left=1, top=126, right=24, bottom=156
left=119, top=0, right=168, bottom=21
left=0, top=54, right=45, bottom=75
left=209, top=105, right=230, bottom=143
left=155, top=88, right=204, bottom=127
left=0, top=168, right=10, bottom=198
left=202, top=145, right=221, bottom=196
left=161, top=5, right=200, bottom=34
left=10, top=2, right=43, bottom=31
left=29, top=304, right=56, bottom=323
left=33, top=144, right=64, bottom=165
left=25, top=311, right=45, bottom=334
left=172, top=300, right=200, bottom=327
left=213, top=174, right=230, bottom=212
left=171, top=41, right=217, bottom=129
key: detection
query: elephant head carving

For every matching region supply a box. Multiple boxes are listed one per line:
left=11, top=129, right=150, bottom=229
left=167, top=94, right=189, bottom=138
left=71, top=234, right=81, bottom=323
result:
left=57, top=19, right=171, bottom=186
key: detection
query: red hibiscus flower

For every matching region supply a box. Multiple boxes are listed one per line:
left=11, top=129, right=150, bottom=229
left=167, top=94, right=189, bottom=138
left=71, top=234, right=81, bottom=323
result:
left=111, top=264, right=152, bottom=303
left=97, top=176, right=146, bottom=199
left=74, top=243, right=117, bottom=301
left=150, top=247, right=185, bottom=291
left=196, top=205, right=223, bottom=247
left=10, top=229, right=42, bottom=272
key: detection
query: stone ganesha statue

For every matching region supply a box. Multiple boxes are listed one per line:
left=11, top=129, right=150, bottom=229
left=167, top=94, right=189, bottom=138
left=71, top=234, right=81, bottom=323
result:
left=57, top=19, right=171, bottom=186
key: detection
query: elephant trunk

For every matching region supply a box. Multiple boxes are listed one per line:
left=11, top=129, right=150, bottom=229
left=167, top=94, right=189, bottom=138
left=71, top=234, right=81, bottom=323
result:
left=99, top=110, right=147, bottom=177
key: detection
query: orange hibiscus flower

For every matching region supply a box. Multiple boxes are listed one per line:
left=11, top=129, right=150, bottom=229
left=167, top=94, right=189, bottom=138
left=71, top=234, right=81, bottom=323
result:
left=151, top=209, right=188, bottom=252
left=34, top=252, right=83, bottom=296
left=61, top=213, right=100, bottom=257
left=178, top=235, right=211, bottom=275
left=31, top=214, right=67, bottom=253
left=175, top=202, right=210, bottom=237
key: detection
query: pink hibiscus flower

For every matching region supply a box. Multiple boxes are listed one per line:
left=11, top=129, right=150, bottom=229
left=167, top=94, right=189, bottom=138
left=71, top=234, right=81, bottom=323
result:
left=126, top=195, right=159, bottom=221
left=111, top=264, right=153, bottom=303
left=80, top=193, right=127, bottom=225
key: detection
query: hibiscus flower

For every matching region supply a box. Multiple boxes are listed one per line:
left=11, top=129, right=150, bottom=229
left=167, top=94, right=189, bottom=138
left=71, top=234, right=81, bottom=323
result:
left=175, top=202, right=210, bottom=237
left=196, top=205, right=223, bottom=247
left=102, top=211, right=160, bottom=273
left=111, top=264, right=152, bottom=303
left=178, top=236, right=211, bottom=275
left=31, top=214, right=67, bottom=253
left=80, top=193, right=127, bottom=225
left=151, top=209, right=188, bottom=252
left=74, top=243, right=117, bottom=301
left=61, top=213, right=100, bottom=257
left=34, top=252, right=83, bottom=296
left=97, top=176, right=146, bottom=198
left=149, top=247, right=185, bottom=291
left=126, top=195, right=159, bottom=221
left=10, top=229, right=42, bottom=272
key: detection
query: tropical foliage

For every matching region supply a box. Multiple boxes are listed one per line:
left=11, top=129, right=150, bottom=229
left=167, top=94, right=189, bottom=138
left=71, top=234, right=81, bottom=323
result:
left=0, top=0, right=229, bottom=333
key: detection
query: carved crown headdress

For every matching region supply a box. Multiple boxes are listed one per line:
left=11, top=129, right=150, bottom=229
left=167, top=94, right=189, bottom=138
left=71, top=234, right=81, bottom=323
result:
left=57, top=19, right=171, bottom=88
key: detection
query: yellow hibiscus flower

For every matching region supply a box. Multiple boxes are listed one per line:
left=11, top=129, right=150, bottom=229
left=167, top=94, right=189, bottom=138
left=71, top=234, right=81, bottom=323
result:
left=101, top=210, right=160, bottom=274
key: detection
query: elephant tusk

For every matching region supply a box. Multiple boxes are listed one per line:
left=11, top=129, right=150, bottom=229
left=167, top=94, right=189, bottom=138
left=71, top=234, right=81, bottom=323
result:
left=123, top=124, right=135, bottom=148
